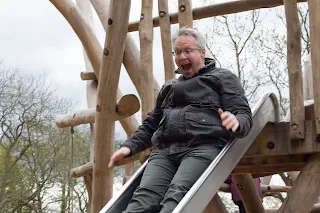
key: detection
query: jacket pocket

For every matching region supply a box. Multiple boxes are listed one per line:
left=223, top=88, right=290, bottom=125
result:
left=185, top=111, right=222, bottom=141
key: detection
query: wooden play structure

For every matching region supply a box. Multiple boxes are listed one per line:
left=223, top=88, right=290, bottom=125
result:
left=51, top=0, right=320, bottom=212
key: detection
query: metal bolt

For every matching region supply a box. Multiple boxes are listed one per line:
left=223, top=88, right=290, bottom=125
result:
left=159, top=11, right=165, bottom=17
left=140, top=14, right=144, bottom=21
left=103, top=49, right=109, bottom=55
left=179, top=5, right=185, bottom=12
left=292, top=124, right=297, bottom=130
left=108, top=18, right=113, bottom=25
left=237, top=184, right=243, bottom=191
left=267, top=141, right=275, bottom=149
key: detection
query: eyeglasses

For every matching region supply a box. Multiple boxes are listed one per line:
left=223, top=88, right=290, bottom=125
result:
left=172, top=48, right=202, bottom=56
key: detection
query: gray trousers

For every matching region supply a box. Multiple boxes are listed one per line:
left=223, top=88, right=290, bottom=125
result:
left=123, top=144, right=221, bottom=213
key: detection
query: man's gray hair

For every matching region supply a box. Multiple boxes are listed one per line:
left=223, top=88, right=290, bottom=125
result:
left=171, top=27, right=207, bottom=49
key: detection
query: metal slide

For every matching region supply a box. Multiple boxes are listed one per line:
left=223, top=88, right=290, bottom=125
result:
left=100, top=93, right=280, bottom=213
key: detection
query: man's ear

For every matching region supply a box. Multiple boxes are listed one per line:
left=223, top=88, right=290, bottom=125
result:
left=201, top=49, right=206, bottom=57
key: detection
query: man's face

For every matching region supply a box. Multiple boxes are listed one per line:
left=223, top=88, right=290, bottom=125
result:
left=173, top=35, right=206, bottom=78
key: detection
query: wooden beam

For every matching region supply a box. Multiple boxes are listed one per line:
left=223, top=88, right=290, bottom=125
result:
left=81, top=71, right=97, bottom=81
left=55, top=94, right=140, bottom=128
left=284, top=0, right=305, bottom=140
left=91, top=0, right=131, bottom=211
left=233, top=154, right=307, bottom=174
left=233, top=163, right=304, bottom=175
left=232, top=174, right=265, bottom=213
left=71, top=161, right=93, bottom=178
left=202, top=194, right=228, bottom=213
left=219, top=183, right=291, bottom=193
left=127, top=0, right=307, bottom=32
left=158, top=0, right=175, bottom=81
left=278, top=153, right=320, bottom=213
left=308, top=0, right=320, bottom=136
left=178, top=0, right=193, bottom=28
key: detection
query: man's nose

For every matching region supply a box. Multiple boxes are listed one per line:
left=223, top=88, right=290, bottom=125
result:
left=179, top=52, right=187, bottom=59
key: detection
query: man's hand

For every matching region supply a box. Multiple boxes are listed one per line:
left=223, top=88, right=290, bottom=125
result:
left=218, top=108, right=239, bottom=133
left=108, top=147, right=131, bottom=168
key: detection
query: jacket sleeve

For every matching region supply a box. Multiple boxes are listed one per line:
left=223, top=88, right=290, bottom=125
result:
left=217, top=70, right=253, bottom=138
left=120, top=83, right=169, bottom=155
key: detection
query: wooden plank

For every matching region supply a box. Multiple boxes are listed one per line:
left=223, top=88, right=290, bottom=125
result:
left=91, top=0, right=131, bottom=212
left=127, top=0, right=307, bottom=32
left=244, top=121, right=320, bottom=158
left=233, top=163, right=305, bottom=174
left=178, top=0, right=193, bottom=28
left=158, top=0, right=175, bottom=81
left=202, top=194, right=228, bottom=213
left=239, top=154, right=307, bottom=166
left=139, top=0, right=154, bottom=121
left=55, top=94, right=140, bottom=128
left=278, top=153, right=320, bottom=213
left=232, top=174, right=265, bottom=213
left=308, top=0, right=320, bottom=136
left=283, top=0, right=305, bottom=140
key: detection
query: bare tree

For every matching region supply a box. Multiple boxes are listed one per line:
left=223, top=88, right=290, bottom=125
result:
left=0, top=62, right=77, bottom=212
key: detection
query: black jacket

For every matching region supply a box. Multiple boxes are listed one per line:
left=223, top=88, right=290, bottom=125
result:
left=121, top=58, right=252, bottom=155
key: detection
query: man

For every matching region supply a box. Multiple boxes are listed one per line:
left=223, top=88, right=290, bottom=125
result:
left=108, top=27, right=253, bottom=213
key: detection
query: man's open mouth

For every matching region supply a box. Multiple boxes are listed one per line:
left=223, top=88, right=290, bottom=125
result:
left=182, top=63, right=192, bottom=70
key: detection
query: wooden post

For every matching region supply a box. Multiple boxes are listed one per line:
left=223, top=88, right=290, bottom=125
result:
left=76, top=0, right=96, bottom=205
left=91, top=0, right=131, bottom=212
left=139, top=0, right=154, bottom=121
left=158, top=0, right=175, bottom=81
left=302, top=54, right=313, bottom=100
left=283, top=0, right=305, bottom=140
left=278, top=153, right=320, bottom=213
left=202, top=194, right=228, bottom=213
left=84, top=175, right=93, bottom=209
left=178, top=0, right=193, bottom=28
left=232, top=174, right=265, bottom=213
left=308, top=0, right=320, bottom=136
